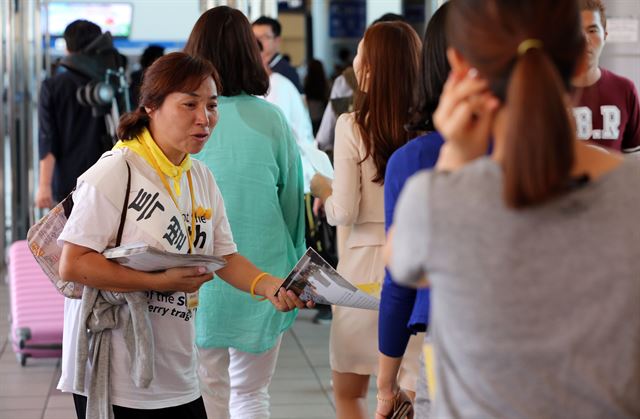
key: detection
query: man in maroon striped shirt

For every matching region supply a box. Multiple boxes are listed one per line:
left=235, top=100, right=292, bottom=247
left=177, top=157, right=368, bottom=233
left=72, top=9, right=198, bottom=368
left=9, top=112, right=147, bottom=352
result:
left=572, top=0, right=640, bottom=154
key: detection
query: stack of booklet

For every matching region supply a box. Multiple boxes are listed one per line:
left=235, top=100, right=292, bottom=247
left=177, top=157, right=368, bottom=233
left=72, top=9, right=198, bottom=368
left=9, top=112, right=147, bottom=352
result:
left=102, top=243, right=226, bottom=310
left=102, top=242, right=226, bottom=272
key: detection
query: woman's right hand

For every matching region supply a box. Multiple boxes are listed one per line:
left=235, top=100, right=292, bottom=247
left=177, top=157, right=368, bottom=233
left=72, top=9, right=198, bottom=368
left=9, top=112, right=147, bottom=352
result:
left=433, top=69, right=500, bottom=170
left=155, top=266, right=214, bottom=293
left=310, top=173, right=332, bottom=202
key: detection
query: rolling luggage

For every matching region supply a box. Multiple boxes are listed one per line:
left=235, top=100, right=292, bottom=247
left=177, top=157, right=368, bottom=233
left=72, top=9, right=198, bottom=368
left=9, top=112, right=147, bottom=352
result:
left=7, top=240, right=64, bottom=366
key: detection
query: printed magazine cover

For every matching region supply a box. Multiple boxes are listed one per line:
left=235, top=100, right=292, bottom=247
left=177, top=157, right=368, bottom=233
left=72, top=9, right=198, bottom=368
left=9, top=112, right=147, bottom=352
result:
left=281, top=248, right=380, bottom=310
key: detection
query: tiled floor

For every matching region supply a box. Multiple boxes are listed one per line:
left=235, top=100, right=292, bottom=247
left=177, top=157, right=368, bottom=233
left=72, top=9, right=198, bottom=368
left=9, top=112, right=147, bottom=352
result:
left=0, top=278, right=378, bottom=419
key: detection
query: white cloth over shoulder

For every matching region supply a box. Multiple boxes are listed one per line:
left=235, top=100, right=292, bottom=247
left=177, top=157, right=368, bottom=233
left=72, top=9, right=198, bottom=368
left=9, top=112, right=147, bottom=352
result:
left=265, top=72, right=333, bottom=192
left=315, top=74, right=354, bottom=151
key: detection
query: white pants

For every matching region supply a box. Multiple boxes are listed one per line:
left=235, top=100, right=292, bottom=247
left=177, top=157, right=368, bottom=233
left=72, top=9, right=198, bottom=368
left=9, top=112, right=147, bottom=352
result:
left=198, top=336, right=282, bottom=419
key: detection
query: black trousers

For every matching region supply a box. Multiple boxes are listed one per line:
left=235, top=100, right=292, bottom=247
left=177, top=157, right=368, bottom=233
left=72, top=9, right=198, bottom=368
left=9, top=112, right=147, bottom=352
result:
left=73, top=393, right=207, bottom=419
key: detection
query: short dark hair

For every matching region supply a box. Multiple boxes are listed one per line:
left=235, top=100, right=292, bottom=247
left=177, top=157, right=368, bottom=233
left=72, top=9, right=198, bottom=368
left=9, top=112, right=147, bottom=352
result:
left=117, top=52, right=220, bottom=140
left=304, top=59, right=328, bottom=102
left=579, top=0, right=607, bottom=29
left=184, top=6, right=269, bottom=97
left=372, top=13, right=406, bottom=25
left=140, top=45, right=165, bottom=69
left=63, top=20, right=102, bottom=53
left=407, top=3, right=450, bottom=132
left=252, top=16, right=282, bottom=37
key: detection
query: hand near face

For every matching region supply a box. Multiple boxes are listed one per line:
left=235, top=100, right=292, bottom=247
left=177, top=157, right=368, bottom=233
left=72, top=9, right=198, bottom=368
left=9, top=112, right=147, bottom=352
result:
left=433, top=69, right=500, bottom=171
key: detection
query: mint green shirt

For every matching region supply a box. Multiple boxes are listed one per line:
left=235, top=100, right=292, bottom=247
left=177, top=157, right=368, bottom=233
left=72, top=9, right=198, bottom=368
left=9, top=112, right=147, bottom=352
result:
left=194, top=94, right=305, bottom=353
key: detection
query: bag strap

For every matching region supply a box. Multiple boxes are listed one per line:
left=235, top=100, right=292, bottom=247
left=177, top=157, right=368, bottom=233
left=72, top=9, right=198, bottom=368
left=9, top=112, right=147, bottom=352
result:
left=115, top=161, right=132, bottom=247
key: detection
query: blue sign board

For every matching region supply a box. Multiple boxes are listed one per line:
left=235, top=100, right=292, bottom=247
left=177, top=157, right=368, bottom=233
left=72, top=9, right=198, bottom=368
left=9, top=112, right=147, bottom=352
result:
left=329, top=0, right=366, bottom=39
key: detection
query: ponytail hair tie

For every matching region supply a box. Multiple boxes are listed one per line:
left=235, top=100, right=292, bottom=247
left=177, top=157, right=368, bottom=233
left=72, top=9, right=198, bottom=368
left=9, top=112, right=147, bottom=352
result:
left=517, top=39, right=543, bottom=56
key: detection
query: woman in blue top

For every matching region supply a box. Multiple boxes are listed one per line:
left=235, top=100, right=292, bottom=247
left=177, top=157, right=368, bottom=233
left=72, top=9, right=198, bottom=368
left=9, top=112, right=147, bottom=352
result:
left=184, top=7, right=306, bottom=419
left=375, top=4, right=449, bottom=418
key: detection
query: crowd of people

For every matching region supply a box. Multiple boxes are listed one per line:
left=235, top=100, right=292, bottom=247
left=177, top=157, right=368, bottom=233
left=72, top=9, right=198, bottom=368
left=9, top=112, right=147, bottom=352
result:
left=35, top=0, right=639, bottom=418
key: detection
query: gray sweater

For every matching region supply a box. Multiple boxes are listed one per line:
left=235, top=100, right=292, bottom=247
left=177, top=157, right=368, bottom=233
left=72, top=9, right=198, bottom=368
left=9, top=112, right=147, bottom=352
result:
left=391, top=157, right=640, bottom=419
left=74, top=287, right=154, bottom=419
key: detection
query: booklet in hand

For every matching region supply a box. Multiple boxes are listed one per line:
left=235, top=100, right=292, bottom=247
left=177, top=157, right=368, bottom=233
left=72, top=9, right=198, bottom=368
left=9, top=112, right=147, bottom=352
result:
left=278, top=248, right=380, bottom=310
left=102, top=242, right=226, bottom=273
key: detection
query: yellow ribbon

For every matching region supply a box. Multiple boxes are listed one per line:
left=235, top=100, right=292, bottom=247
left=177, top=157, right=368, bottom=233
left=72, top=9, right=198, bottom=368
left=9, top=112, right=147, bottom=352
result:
left=114, top=127, right=192, bottom=196
left=114, top=127, right=196, bottom=252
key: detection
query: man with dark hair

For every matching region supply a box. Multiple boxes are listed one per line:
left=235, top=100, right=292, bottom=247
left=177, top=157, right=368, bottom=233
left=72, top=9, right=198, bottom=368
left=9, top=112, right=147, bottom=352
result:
left=252, top=16, right=302, bottom=92
left=36, top=20, right=111, bottom=208
left=129, top=45, right=165, bottom=108
left=62, top=19, right=102, bottom=52
left=572, top=0, right=640, bottom=154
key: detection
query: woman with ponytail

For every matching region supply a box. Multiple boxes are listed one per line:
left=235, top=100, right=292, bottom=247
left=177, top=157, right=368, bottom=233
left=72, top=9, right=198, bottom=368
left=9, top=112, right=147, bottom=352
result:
left=388, top=0, right=640, bottom=417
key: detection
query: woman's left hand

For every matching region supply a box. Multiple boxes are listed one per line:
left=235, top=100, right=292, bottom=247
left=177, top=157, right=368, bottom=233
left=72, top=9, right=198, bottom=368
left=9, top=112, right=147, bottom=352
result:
left=258, top=275, right=316, bottom=311
left=433, top=68, right=500, bottom=170
left=310, top=173, right=332, bottom=202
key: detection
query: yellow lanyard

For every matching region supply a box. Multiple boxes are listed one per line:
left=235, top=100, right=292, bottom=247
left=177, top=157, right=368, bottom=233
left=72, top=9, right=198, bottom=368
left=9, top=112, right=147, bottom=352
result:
left=140, top=141, right=196, bottom=253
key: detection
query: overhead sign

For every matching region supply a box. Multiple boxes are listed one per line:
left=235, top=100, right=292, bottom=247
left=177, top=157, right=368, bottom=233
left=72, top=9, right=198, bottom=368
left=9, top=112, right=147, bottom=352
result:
left=329, top=0, right=366, bottom=39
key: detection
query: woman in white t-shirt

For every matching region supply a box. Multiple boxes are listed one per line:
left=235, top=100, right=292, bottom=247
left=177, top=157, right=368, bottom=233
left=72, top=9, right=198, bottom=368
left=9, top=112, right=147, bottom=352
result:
left=57, top=52, right=310, bottom=419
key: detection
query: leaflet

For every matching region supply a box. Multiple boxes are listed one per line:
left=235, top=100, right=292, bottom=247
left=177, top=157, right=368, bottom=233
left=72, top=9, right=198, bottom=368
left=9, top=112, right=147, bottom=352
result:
left=299, top=142, right=334, bottom=179
left=103, top=242, right=226, bottom=310
left=280, top=248, right=380, bottom=310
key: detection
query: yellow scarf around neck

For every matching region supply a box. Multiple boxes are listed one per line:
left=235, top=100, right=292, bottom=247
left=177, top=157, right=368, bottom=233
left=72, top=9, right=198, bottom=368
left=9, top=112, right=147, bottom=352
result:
left=114, top=127, right=192, bottom=196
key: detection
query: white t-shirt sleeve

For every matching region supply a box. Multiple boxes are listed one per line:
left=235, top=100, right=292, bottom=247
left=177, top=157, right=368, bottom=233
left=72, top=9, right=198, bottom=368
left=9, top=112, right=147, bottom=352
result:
left=58, top=180, right=122, bottom=253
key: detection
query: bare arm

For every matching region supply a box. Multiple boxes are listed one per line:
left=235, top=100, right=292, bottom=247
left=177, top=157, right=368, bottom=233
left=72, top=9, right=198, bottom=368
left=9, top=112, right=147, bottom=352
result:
left=375, top=353, right=404, bottom=418
left=377, top=352, right=403, bottom=396
left=59, top=242, right=213, bottom=293
left=216, top=253, right=314, bottom=311
left=35, top=153, right=56, bottom=209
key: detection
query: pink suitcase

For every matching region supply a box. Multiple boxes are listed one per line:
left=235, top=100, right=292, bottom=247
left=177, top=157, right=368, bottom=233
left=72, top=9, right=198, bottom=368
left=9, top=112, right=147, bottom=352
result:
left=8, top=240, right=64, bottom=366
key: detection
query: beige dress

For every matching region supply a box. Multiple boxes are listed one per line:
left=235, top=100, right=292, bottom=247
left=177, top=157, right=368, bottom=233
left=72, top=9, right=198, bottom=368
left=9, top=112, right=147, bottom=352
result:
left=324, top=113, right=423, bottom=390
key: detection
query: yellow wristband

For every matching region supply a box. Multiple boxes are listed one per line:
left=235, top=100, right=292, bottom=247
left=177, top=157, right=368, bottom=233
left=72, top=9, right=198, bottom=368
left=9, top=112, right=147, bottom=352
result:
left=250, top=272, right=269, bottom=301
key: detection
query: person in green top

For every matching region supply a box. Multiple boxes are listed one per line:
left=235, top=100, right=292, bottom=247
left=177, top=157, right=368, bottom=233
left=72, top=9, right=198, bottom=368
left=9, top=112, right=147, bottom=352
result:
left=184, top=6, right=306, bottom=419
